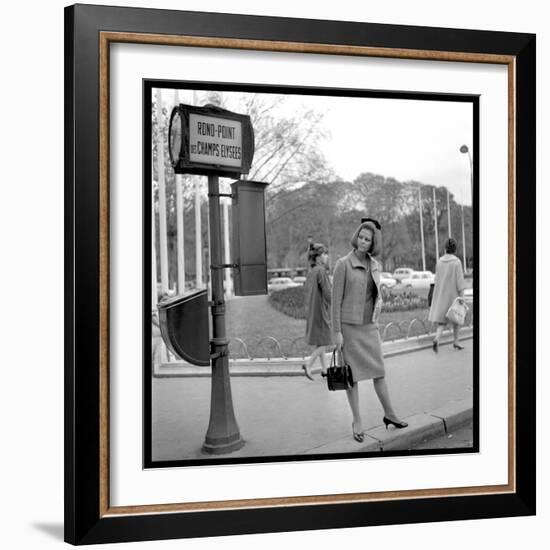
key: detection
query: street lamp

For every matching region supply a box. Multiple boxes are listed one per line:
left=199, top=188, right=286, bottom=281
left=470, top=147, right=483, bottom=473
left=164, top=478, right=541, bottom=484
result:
left=418, top=186, right=426, bottom=271
left=432, top=187, right=439, bottom=263
left=446, top=187, right=452, bottom=239
left=459, top=145, right=473, bottom=272
left=460, top=144, right=473, bottom=204
left=460, top=204, right=467, bottom=272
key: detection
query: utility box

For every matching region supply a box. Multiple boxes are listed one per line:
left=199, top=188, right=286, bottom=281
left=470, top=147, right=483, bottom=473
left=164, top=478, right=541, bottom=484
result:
left=157, top=289, right=210, bottom=366
left=231, top=180, right=269, bottom=296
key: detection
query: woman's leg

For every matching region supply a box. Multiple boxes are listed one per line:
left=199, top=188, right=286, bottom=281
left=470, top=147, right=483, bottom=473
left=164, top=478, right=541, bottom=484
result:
left=305, top=346, right=325, bottom=375
left=317, top=346, right=328, bottom=374
left=432, top=323, right=445, bottom=353
left=373, top=377, right=400, bottom=420
left=434, top=323, right=445, bottom=343
left=452, top=323, right=464, bottom=349
left=452, top=323, right=460, bottom=343
left=346, top=383, right=362, bottom=432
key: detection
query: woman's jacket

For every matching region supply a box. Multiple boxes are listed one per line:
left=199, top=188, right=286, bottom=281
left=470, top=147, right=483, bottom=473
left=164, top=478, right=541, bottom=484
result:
left=331, top=250, right=383, bottom=333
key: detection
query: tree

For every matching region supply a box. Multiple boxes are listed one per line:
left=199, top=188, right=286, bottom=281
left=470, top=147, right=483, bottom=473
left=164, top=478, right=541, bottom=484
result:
left=152, top=91, right=335, bottom=282
left=348, top=173, right=415, bottom=269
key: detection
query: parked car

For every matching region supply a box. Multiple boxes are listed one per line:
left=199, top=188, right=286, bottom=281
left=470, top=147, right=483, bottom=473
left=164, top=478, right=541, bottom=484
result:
left=392, top=267, right=414, bottom=283
left=379, top=272, right=397, bottom=290
left=292, top=276, right=307, bottom=285
left=401, top=271, right=435, bottom=291
left=267, top=277, right=300, bottom=293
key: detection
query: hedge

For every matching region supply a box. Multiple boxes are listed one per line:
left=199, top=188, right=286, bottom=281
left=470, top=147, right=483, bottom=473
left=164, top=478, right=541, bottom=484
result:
left=268, top=286, right=429, bottom=320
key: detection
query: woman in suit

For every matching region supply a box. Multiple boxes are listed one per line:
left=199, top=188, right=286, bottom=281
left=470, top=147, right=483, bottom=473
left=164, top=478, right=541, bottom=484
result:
left=332, top=220, right=408, bottom=442
left=302, top=243, right=332, bottom=380
left=428, top=238, right=466, bottom=353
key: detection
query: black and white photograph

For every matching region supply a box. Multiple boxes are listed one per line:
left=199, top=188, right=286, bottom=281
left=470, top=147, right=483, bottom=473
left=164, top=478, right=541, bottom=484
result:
left=1, top=0, right=545, bottom=546
left=146, top=83, right=478, bottom=466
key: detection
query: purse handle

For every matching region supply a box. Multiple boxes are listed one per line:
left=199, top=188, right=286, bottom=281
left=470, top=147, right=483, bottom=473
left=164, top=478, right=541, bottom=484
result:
left=330, top=348, right=346, bottom=368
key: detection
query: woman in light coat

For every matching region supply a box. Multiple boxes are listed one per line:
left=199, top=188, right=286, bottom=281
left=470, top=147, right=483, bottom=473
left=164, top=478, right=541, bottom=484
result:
left=332, top=220, right=407, bottom=443
left=428, top=238, right=466, bottom=353
left=302, top=243, right=332, bottom=380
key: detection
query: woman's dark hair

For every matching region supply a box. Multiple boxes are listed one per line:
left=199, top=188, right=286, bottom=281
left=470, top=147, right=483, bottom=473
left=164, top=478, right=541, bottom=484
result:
left=445, top=238, right=457, bottom=254
left=350, top=221, right=381, bottom=256
left=308, top=243, right=327, bottom=267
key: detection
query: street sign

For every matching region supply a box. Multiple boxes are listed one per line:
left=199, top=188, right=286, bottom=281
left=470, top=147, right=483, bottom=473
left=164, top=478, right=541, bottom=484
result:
left=169, top=104, right=254, bottom=177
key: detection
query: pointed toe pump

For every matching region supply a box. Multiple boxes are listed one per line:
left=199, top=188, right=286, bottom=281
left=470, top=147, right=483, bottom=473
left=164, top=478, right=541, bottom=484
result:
left=301, top=364, right=314, bottom=381
left=383, top=416, right=409, bottom=430
left=352, top=422, right=365, bottom=443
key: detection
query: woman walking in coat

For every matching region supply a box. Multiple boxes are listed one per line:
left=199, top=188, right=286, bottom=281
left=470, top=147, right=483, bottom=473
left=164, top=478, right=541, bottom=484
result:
left=332, top=220, right=407, bottom=442
left=428, top=238, right=466, bottom=353
left=302, top=243, right=332, bottom=380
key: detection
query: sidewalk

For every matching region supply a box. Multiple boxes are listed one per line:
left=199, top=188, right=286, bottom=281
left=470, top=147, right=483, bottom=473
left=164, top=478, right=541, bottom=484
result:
left=151, top=337, right=474, bottom=461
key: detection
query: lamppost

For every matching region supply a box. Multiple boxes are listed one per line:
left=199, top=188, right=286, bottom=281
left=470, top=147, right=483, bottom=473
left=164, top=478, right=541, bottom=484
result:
left=446, top=187, right=452, bottom=239
left=460, top=144, right=474, bottom=205
left=460, top=203, right=467, bottom=272
left=418, top=186, right=426, bottom=271
left=459, top=145, right=473, bottom=272
left=432, top=187, right=439, bottom=265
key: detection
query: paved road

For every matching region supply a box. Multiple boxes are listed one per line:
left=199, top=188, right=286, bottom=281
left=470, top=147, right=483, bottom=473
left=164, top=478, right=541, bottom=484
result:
left=152, top=339, right=474, bottom=461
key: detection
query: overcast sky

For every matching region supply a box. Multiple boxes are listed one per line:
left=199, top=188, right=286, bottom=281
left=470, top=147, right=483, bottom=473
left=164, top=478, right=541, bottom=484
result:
left=165, top=88, right=474, bottom=205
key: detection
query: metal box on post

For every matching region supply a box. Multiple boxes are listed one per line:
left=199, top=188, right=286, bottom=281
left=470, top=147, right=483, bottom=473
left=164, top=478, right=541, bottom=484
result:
left=231, top=180, right=269, bottom=296
left=157, top=289, right=210, bottom=366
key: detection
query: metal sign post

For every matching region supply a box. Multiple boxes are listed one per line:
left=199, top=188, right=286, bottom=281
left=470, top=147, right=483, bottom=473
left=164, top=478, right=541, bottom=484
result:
left=202, top=174, right=244, bottom=454
left=167, top=103, right=257, bottom=454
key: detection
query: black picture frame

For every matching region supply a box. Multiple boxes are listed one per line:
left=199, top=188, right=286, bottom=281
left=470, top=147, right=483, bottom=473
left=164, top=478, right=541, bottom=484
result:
left=65, top=4, right=535, bottom=545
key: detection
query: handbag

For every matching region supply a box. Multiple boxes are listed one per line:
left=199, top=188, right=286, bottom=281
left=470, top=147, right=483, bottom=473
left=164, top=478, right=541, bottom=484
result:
left=445, top=297, right=469, bottom=325
left=326, top=348, right=354, bottom=391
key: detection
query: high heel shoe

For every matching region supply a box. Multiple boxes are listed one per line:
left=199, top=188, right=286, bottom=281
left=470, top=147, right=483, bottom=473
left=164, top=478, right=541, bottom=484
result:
left=301, top=364, right=314, bottom=381
left=383, top=416, right=409, bottom=430
left=453, top=342, right=464, bottom=350
left=432, top=340, right=439, bottom=354
left=352, top=422, right=365, bottom=443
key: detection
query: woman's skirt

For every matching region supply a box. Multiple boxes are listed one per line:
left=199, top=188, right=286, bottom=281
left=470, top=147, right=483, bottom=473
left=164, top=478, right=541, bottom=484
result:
left=341, top=322, right=385, bottom=382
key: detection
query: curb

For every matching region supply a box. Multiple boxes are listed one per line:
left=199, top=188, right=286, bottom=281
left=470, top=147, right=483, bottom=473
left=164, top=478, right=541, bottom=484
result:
left=302, top=398, right=473, bottom=454
left=154, top=328, right=473, bottom=378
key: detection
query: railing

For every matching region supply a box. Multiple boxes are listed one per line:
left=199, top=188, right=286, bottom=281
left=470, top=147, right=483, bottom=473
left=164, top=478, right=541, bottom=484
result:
left=156, top=310, right=474, bottom=364
left=224, top=310, right=474, bottom=360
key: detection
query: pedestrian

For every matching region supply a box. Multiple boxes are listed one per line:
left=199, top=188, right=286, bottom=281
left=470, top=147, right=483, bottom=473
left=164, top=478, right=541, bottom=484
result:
left=332, top=220, right=408, bottom=443
left=428, top=238, right=466, bottom=353
left=302, top=243, right=332, bottom=380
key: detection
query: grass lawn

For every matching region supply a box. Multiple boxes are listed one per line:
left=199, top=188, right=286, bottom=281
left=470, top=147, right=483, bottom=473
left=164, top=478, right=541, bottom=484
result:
left=225, top=295, right=434, bottom=358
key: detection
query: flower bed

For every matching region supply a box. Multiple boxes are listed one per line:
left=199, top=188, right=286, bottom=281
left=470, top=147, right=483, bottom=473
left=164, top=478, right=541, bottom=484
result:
left=268, top=286, right=429, bottom=319
left=381, top=290, right=429, bottom=312
left=268, top=287, right=305, bottom=319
